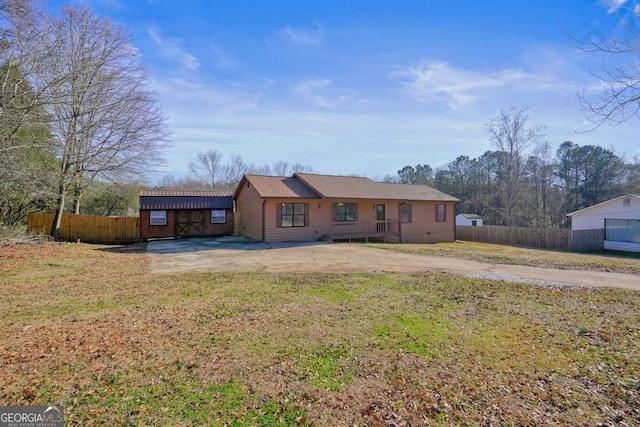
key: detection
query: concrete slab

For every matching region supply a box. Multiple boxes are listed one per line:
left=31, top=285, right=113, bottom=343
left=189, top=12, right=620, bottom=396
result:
left=146, top=238, right=640, bottom=291
left=146, top=236, right=330, bottom=254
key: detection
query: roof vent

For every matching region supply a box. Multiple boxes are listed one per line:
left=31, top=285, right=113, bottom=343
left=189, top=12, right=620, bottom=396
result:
left=623, top=198, right=631, bottom=207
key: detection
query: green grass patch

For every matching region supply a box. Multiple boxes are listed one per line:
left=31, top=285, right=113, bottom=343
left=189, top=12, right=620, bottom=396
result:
left=64, top=372, right=305, bottom=426
left=303, top=283, right=355, bottom=302
left=374, top=314, right=451, bottom=358
left=295, top=343, right=355, bottom=390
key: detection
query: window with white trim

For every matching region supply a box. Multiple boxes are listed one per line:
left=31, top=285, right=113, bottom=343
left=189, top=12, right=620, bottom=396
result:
left=211, top=209, right=226, bottom=224
left=149, top=210, right=167, bottom=226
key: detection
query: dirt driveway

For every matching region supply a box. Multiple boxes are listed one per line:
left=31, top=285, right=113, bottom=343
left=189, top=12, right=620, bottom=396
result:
left=147, top=238, right=640, bottom=291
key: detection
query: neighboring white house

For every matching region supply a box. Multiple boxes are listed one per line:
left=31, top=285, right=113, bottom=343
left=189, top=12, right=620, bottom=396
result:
left=456, top=214, right=483, bottom=227
left=567, top=194, right=640, bottom=253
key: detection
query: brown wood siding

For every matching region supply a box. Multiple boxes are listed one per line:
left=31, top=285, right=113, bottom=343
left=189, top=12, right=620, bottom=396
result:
left=140, top=209, right=233, bottom=240
left=236, top=192, right=455, bottom=244
left=235, top=182, right=264, bottom=241
left=140, top=209, right=175, bottom=240
left=399, top=201, right=456, bottom=243
left=264, top=199, right=329, bottom=242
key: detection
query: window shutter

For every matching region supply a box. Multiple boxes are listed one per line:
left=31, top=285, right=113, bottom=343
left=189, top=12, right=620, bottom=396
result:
left=444, top=204, right=447, bottom=222
left=304, top=203, right=309, bottom=227
left=276, top=203, right=282, bottom=228
left=354, top=203, right=358, bottom=221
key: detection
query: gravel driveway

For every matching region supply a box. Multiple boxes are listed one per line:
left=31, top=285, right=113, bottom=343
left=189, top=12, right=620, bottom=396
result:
left=147, top=238, right=640, bottom=291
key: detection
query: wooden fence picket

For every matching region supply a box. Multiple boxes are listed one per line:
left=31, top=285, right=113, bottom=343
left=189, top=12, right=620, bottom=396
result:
left=27, top=213, right=140, bottom=244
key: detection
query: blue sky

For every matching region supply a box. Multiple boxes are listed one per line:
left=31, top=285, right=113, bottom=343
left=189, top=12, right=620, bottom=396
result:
left=57, top=0, right=639, bottom=180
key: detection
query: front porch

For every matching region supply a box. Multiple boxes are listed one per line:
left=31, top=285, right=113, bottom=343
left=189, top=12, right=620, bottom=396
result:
left=330, top=220, right=400, bottom=242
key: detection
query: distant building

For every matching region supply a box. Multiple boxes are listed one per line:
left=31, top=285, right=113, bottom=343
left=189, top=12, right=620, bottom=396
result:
left=456, top=214, right=483, bottom=227
left=567, top=194, right=640, bottom=253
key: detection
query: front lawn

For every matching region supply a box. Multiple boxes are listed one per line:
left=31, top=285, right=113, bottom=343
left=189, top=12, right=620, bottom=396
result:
left=367, top=241, right=640, bottom=275
left=0, top=243, right=638, bottom=425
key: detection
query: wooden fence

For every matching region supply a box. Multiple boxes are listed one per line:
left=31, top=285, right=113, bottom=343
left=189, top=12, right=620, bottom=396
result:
left=570, top=229, right=604, bottom=253
left=27, top=213, right=140, bottom=244
left=456, top=225, right=570, bottom=251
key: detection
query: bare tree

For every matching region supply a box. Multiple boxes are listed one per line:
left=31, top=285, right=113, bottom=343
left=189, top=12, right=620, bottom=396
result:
left=271, top=160, right=289, bottom=176
left=574, top=2, right=640, bottom=129
left=0, top=1, right=61, bottom=226
left=43, top=5, right=167, bottom=240
left=218, top=153, right=250, bottom=190
left=188, top=148, right=223, bottom=187
left=486, top=106, right=541, bottom=226
left=186, top=151, right=314, bottom=190
left=289, top=162, right=313, bottom=174
left=0, top=1, right=63, bottom=152
left=524, top=142, right=558, bottom=228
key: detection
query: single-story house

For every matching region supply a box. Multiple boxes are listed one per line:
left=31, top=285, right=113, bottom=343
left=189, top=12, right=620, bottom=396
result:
left=567, top=194, right=640, bottom=253
left=233, top=173, right=459, bottom=243
left=456, top=213, right=483, bottom=227
left=139, top=190, right=234, bottom=240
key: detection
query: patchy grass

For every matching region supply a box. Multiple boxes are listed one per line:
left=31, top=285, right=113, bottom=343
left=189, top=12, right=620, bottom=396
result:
left=0, top=242, right=639, bottom=425
left=367, top=241, right=640, bottom=274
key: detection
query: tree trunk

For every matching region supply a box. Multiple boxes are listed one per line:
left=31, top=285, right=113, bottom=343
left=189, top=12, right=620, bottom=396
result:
left=72, top=184, right=81, bottom=214
left=50, top=189, right=66, bottom=241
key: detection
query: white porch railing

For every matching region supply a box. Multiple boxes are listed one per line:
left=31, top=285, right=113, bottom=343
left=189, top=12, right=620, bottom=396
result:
left=330, top=220, right=400, bottom=242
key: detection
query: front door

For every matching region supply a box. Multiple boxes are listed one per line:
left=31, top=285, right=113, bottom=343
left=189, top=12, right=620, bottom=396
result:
left=375, top=204, right=386, bottom=232
left=175, top=210, right=205, bottom=237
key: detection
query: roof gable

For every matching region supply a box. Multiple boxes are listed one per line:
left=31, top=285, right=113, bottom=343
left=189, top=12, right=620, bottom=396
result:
left=236, top=175, right=321, bottom=199
left=566, top=194, right=640, bottom=217
left=457, top=213, right=482, bottom=219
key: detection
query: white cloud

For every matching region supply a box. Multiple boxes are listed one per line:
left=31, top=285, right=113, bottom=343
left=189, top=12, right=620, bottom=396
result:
left=277, top=25, right=324, bottom=46
left=601, top=0, right=627, bottom=13
left=148, top=26, right=200, bottom=70
left=152, top=78, right=260, bottom=115
left=391, top=59, right=577, bottom=110
left=209, top=43, right=235, bottom=70
left=291, top=78, right=361, bottom=109
left=292, top=78, right=335, bottom=108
